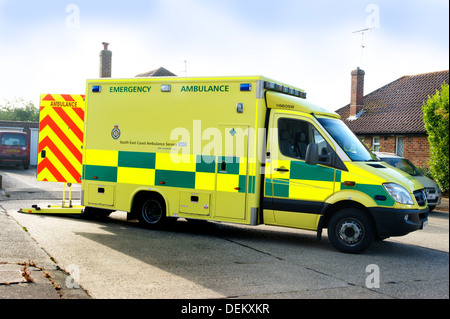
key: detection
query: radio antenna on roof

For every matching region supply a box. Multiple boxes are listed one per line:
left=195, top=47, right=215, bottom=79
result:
left=353, top=28, right=371, bottom=66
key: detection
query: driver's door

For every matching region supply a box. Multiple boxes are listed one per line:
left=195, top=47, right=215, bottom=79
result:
left=264, top=112, right=336, bottom=229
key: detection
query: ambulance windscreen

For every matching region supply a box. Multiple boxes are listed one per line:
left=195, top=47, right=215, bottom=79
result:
left=318, top=118, right=376, bottom=162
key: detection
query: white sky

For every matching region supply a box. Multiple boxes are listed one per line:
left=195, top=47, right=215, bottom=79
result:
left=0, top=0, right=448, bottom=111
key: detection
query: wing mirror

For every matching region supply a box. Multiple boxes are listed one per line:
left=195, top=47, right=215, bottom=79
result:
left=305, top=143, right=318, bottom=165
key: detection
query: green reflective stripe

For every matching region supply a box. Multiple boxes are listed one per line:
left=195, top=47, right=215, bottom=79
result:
left=335, top=170, right=342, bottom=182
left=118, top=151, right=155, bottom=169
left=237, top=175, right=255, bottom=194
left=341, top=183, right=395, bottom=206
left=238, top=175, right=246, bottom=193
left=217, top=156, right=240, bottom=174
left=290, top=161, right=335, bottom=182
left=248, top=175, right=256, bottom=194
left=155, top=170, right=196, bottom=189
left=83, top=165, right=117, bottom=182
left=196, top=155, right=216, bottom=173
left=265, top=178, right=273, bottom=196
left=273, top=179, right=289, bottom=198
left=84, top=152, right=256, bottom=193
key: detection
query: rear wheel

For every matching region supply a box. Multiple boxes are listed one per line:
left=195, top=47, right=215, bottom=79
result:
left=327, top=208, right=374, bottom=254
left=136, top=196, right=167, bottom=228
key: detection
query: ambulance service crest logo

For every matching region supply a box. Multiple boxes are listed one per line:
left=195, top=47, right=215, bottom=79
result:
left=111, top=124, right=121, bottom=140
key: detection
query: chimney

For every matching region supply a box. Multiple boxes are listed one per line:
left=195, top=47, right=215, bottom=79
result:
left=350, top=67, right=365, bottom=118
left=99, top=42, right=112, bottom=78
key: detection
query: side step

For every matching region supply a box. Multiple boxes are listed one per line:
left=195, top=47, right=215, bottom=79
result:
left=19, top=205, right=84, bottom=214
left=19, top=183, right=84, bottom=214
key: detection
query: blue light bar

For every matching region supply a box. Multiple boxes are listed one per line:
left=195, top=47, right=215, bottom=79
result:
left=264, top=81, right=306, bottom=99
left=92, top=85, right=101, bottom=93
left=264, top=82, right=276, bottom=90
left=240, top=83, right=252, bottom=91
left=161, top=84, right=171, bottom=92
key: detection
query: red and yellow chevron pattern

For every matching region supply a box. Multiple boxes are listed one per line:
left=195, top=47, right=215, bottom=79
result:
left=37, top=94, right=85, bottom=183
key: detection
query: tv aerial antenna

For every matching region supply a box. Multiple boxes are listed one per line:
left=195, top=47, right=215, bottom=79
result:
left=353, top=28, right=372, bottom=66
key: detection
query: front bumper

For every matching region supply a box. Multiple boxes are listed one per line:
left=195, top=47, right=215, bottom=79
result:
left=426, top=193, right=442, bottom=206
left=369, top=207, right=429, bottom=238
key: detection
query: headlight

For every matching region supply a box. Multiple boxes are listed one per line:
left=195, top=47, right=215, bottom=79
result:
left=383, top=183, right=414, bottom=205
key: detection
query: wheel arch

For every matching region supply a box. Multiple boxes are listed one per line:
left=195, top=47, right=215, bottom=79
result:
left=320, top=200, right=377, bottom=232
left=128, top=189, right=169, bottom=220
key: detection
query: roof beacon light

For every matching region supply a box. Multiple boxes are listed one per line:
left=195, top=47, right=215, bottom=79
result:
left=240, top=83, right=252, bottom=91
left=92, top=86, right=101, bottom=93
left=264, top=81, right=306, bottom=99
left=264, top=82, right=276, bottom=90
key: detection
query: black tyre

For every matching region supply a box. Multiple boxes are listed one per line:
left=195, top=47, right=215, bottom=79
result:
left=327, top=208, right=374, bottom=254
left=137, top=196, right=167, bottom=228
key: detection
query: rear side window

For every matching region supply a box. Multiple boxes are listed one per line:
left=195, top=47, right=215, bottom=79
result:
left=0, top=133, right=27, bottom=146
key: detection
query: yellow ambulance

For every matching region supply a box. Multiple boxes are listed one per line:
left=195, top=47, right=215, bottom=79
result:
left=82, top=76, right=428, bottom=253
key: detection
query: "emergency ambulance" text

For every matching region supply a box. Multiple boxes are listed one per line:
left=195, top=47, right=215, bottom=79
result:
left=181, top=85, right=229, bottom=93
left=109, top=86, right=152, bottom=93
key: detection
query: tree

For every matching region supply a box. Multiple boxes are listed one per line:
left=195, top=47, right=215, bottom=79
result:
left=0, top=98, right=39, bottom=122
left=422, top=83, right=449, bottom=193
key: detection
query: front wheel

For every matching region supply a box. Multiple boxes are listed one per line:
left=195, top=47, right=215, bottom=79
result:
left=327, top=208, right=374, bottom=254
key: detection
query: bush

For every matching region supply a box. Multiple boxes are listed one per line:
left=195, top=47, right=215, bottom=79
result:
left=422, top=83, right=449, bottom=192
left=0, top=98, right=39, bottom=122
left=416, top=164, right=432, bottom=179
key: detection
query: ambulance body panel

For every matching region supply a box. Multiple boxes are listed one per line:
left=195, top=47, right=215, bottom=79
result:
left=82, top=76, right=428, bottom=253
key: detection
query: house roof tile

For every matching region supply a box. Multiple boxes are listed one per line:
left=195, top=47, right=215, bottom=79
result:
left=136, top=67, right=176, bottom=77
left=336, top=70, right=449, bottom=134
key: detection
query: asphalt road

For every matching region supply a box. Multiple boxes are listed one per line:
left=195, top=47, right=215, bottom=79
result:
left=1, top=166, right=449, bottom=299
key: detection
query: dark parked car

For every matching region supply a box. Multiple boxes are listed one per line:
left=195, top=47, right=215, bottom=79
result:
left=0, top=131, right=30, bottom=169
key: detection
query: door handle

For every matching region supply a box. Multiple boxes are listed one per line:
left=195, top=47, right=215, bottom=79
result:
left=275, top=167, right=289, bottom=172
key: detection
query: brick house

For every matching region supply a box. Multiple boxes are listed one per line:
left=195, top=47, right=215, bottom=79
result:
left=336, top=69, right=449, bottom=168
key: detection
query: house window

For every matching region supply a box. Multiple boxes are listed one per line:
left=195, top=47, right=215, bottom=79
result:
left=396, top=136, right=404, bottom=156
left=372, top=136, right=380, bottom=151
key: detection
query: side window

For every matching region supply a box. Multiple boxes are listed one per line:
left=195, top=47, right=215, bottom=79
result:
left=278, top=118, right=331, bottom=162
left=312, top=127, right=330, bottom=162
